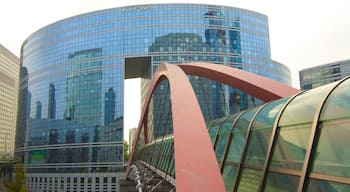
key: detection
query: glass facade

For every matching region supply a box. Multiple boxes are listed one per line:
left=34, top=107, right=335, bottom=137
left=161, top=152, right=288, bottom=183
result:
left=133, top=76, right=350, bottom=191
left=0, top=44, right=19, bottom=160
left=17, top=3, right=291, bottom=191
left=206, top=77, right=350, bottom=191
left=271, top=60, right=292, bottom=86
left=299, top=59, right=350, bottom=90
left=132, top=77, right=350, bottom=191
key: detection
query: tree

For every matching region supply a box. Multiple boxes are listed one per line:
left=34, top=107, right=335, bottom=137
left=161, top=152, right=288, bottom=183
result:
left=0, top=161, right=13, bottom=179
left=4, top=162, right=27, bottom=192
left=124, top=141, right=129, bottom=161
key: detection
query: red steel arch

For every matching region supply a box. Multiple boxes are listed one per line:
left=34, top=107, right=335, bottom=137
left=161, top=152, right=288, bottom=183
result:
left=129, top=62, right=226, bottom=192
left=128, top=62, right=300, bottom=191
left=178, top=62, right=299, bottom=102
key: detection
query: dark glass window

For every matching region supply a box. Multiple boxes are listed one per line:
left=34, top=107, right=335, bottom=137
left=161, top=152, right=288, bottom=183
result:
left=214, top=113, right=239, bottom=164
left=264, top=172, right=299, bottom=192
left=306, top=178, right=350, bottom=191
left=222, top=165, right=237, bottom=192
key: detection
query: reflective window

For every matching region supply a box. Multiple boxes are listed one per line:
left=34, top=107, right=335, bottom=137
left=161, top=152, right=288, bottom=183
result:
left=222, top=164, right=237, bottom=192
left=208, top=118, right=226, bottom=144
left=320, top=78, right=350, bottom=121
left=270, top=83, right=336, bottom=171
left=226, top=108, right=260, bottom=163
left=18, top=4, right=277, bottom=174
left=221, top=107, right=260, bottom=190
left=311, top=79, right=350, bottom=177
left=311, top=119, right=350, bottom=177
left=306, top=178, right=350, bottom=191
left=214, top=113, right=240, bottom=163
left=279, top=82, right=336, bottom=126
left=264, top=172, right=299, bottom=192
left=237, top=168, right=262, bottom=192
left=269, top=123, right=311, bottom=170
left=243, top=98, right=288, bottom=167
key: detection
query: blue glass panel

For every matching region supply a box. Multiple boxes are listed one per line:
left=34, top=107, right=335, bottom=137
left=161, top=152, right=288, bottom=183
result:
left=320, top=78, right=350, bottom=121
left=18, top=4, right=276, bottom=176
left=279, top=82, right=336, bottom=126
left=243, top=98, right=288, bottom=167
left=214, top=113, right=240, bottom=163
left=222, top=164, right=238, bottom=192
left=226, top=107, right=260, bottom=163
left=208, top=118, right=226, bottom=144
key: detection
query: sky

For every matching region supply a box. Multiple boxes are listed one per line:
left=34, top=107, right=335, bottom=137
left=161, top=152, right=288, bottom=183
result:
left=1, top=0, right=350, bottom=139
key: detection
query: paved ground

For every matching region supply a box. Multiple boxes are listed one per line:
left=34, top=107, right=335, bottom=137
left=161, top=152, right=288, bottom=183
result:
left=0, top=178, right=8, bottom=192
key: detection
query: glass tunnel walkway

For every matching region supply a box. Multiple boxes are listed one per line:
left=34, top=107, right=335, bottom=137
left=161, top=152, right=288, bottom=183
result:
left=125, top=63, right=350, bottom=192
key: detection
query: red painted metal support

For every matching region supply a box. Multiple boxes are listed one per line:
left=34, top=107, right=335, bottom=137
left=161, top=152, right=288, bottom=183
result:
left=128, top=62, right=300, bottom=191
left=128, top=62, right=226, bottom=191
left=178, top=62, right=299, bottom=102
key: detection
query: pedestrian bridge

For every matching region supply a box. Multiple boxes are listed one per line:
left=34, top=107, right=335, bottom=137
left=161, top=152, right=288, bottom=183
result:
left=123, top=62, right=350, bottom=192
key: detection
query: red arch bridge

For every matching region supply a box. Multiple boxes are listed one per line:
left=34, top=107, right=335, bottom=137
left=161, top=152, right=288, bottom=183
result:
left=121, top=62, right=350, bottom=192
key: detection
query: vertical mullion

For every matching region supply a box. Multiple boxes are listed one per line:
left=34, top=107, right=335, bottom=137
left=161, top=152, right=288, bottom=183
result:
left=156, top=97, right=172, bottom=170
left=165, top=140, right=174, bottom=176
left=213, top=118, right=226, bottom=149
left=220, top=111, right=245, bottom=171
left=257, top=91, right=304, bottom=191
left=156, top=82, right=171, bottom=169
left=297, top=77, right=349, bottom=192
left=198, top=77, right=214, bottom=121
left=232, top=104, right=266, bottom=191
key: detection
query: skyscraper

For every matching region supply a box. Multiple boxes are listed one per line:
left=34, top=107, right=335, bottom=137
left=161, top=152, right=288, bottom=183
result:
left=0, top=44, right=19, bottom=161
left=16, top=4, right=291, bottom=191
left=299, top=59, right=350, bottom=90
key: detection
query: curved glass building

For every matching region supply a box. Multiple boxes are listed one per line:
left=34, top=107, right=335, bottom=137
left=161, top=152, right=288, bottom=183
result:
left=271, top=60, right=292, bottom=85
left=207, top=76, right=350, bottom=191
left=16, top=4, right=290, bottom=191
left=133, top=76, right=350, bottom=191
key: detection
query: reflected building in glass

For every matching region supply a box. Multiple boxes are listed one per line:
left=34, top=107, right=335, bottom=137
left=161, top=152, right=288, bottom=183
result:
left=16, top=4, right=291, bottom=191
left=48, top=83, right=56, bottom=119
